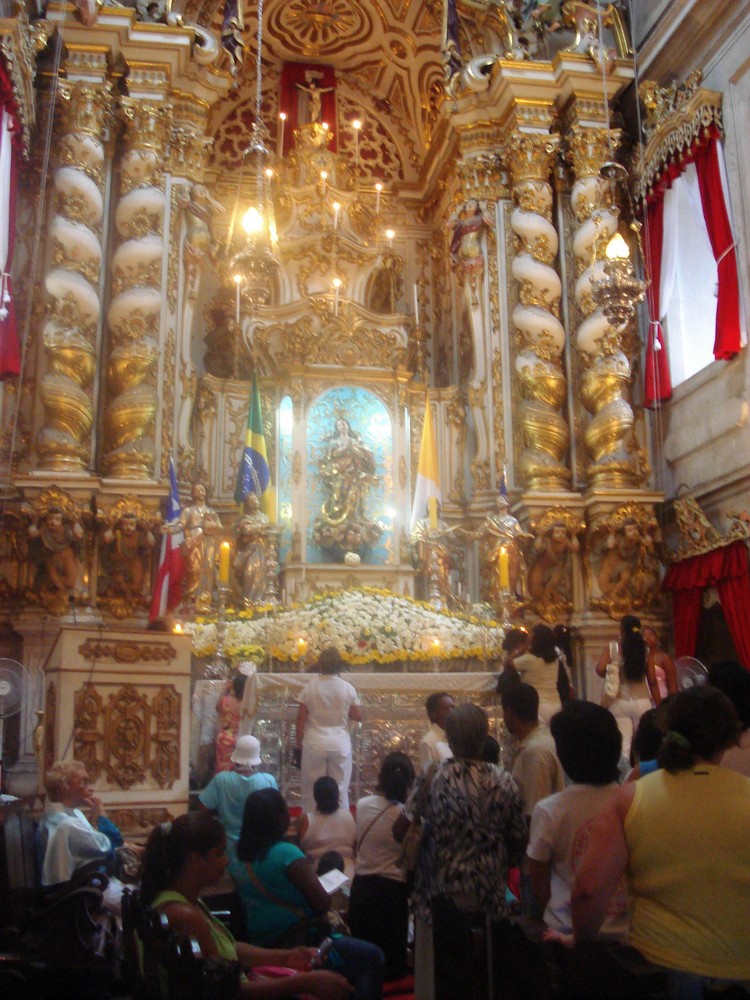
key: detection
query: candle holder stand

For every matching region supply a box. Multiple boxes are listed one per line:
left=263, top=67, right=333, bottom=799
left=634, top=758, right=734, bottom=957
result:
left=204, top=583, right=232, bottom=679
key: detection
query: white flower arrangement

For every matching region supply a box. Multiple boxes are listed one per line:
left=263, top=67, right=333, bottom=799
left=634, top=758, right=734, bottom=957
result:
left=188, top=587, right=505, bottom=666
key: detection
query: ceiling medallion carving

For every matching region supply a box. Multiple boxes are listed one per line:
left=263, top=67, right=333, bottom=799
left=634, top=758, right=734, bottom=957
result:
left=269, top=1, right=371, bottom=56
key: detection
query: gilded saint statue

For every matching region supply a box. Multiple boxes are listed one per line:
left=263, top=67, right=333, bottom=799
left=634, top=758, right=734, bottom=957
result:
left=169, top=482, right=223, bottom=612
left=594, top=512, right=661, bottom=617
left=450, top=200, right=492, bottom=276
left=410, top=502, right=460, bottom=609
left=99, top=499, right=157, bottom=619
left=234, top=493, right=280, bottom=607
left=527, top=513, right=583, bottom=623
left=312, top=416, right=384, bottom=562
left=26, top=494, right=84, bottom=614
left=477, top=492, right=532, bottom=610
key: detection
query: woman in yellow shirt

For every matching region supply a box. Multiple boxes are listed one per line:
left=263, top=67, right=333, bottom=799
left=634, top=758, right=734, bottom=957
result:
left=572, top=686, right=750, bottom=998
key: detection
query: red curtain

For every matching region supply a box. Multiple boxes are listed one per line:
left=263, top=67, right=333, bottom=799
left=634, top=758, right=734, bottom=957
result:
left=694, top=134, right=742, bottom=361
left=663, top=540, right=750, bottom=668
left=279, top=63, right=337, bottom=155
left=639, top=125, right=741, bottom=404
left=643, top=195, right=672, bottom=408
left=0, top=58, right=20, bottom=380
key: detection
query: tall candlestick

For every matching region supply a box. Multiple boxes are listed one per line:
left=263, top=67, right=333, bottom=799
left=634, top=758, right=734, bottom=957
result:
left=320, top=170, right=327, bottom=197
left=234, top=276, right=241, bottom=324
left=333, top=202, right=340, bottom=230
left=375, top=182, right=382, bottom=215
left=219, top=541, right=231, bottom=584
left=332, top=277, right=341, bottom=316
left=498, top=546, right=510, bottom=589
left=278, top=111, right=286, bottom=158
left=352, top=118, right=362, bottom=184
left=428, top=496, right=438, bottom=530
left=413, top=283, right=420, bottom=327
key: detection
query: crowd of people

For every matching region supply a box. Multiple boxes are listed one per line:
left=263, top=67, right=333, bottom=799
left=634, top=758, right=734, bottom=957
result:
left=36, top=629, right=750, bottom=1000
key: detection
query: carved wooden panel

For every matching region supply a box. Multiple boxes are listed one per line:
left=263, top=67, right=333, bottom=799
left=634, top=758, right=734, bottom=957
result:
left=77, top=639, right=176, bottom=664
left=72, top=682, right=182, bottom=790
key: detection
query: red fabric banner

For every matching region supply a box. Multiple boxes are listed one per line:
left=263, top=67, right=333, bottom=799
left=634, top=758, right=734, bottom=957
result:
left=0, top=58, right=21, bottom=380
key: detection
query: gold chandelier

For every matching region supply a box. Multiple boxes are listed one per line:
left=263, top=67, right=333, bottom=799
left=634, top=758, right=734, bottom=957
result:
left=228, top=0, right=277, bottom=312
left=591, top=232, right=646, bottom=336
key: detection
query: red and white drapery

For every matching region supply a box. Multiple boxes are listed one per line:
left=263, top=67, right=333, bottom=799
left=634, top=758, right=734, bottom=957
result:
left=0, top=57, right=20, bottom=380
left=642, top=125, right=744, bottom=408
left=662, top=539, right=750, bottom=671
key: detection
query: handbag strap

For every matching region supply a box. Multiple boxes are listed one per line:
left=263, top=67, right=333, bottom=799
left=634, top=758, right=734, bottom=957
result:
left=355, top=803, right=393, bottom=854
left=243, top=862, right=306, bottom=919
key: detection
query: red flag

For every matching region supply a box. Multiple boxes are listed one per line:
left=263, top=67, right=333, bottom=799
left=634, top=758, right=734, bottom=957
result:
left=150, top=457, right=184, bottom=620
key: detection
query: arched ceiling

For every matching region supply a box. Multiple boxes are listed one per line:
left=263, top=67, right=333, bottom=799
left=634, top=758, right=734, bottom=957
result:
left=178, top=0, right=446, bottom=186
left=173, top=0, right=443, bottom=184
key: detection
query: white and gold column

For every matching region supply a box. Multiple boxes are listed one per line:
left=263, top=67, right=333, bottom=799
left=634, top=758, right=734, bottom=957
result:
left=568, top=129, right=643, bottom=489
left=103, top=99, right=172, bottom=479
left=506, top=134, right=570, bottom=491
left=37, top=82, right=111, bottom=471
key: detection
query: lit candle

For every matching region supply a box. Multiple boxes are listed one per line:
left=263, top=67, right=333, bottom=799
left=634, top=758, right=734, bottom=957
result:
left=332, top=277, right=341, bottom=316
left=332, top=201, right=340, bottom=230
left=498, top=546, right=510, bottom=590
left=375, top=182, right=382, bottom=215
left=413, top=283, right=420, bottom=327
left=233, top=274, right=241, bottom=324
left=278, top=111, right=287, bottom=158
left=385, top=228, right=394, bottom=248
left=352, top=118, right=362, bottom=181
left=219, top=541, right=231, bottom=584
left=428, top=496, right=438, bottom=530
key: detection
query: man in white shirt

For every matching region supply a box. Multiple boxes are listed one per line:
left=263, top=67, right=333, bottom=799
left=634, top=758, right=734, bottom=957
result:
left=418, top=691, right=455, bottom=770
left=502, top=683, right=564, bottom=818
left=526, top=699, right=627, bottom=944
left=502, top=682, right=564, bottom=919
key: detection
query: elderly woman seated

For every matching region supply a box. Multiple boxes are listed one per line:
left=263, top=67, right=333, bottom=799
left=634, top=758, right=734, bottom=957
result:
left=38, top=760, right=123, bottom=886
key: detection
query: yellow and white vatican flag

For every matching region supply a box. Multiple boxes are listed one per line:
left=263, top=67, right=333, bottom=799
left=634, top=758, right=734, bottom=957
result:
left=410, top=397, right=442, bottom=531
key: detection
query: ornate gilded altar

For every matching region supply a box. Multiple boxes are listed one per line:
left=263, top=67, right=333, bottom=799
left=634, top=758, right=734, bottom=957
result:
left=0, top=3, right=710, bottom=796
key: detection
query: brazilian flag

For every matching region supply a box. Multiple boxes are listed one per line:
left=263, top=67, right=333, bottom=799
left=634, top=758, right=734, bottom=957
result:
left=234, top=374, right=273, bottom=516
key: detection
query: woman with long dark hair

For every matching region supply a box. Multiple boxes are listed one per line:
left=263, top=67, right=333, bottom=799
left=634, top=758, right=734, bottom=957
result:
left=140, top=812, right=352, bottom=998
left=573, top=687, right=750, bottom=999
left=231, top=788, right=384, bottom=1000
left=348, top=752, right=415, bottom=981
left=596, top=614, right=658, bottom=759
left=514, top=623, right=571, bottom=723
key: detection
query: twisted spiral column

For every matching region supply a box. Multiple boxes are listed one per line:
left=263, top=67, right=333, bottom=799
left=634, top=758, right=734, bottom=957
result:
left=568, top=130, right=641, bottom=488
left=506, top=135, right=570, bottom=491
left=103, top=98, right=172, bottom=479
left=37, top=83, right=111, bottom=471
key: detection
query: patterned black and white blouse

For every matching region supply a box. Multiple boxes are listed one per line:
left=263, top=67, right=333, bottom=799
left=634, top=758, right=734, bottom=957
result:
left=406, top=758, right=526, bottom=924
